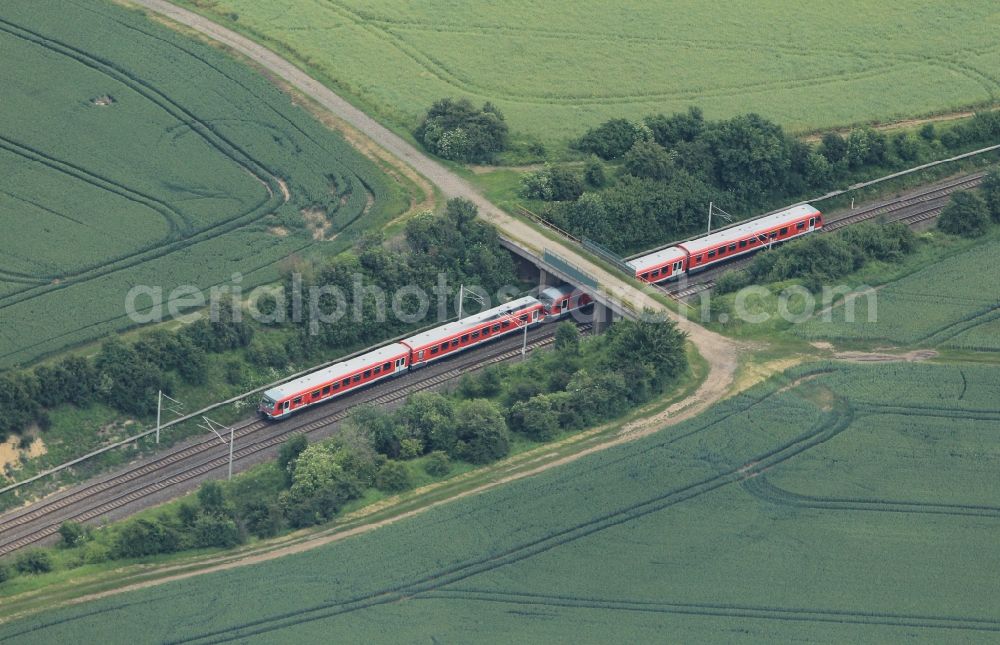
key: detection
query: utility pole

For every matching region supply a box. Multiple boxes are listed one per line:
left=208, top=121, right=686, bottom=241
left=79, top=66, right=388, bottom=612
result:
left=200, top=417, right=235, bottom=480
left=707, top=202, right=733, bottom=234
left=457, top=283, right=485, bottom=321
left=155, top=391, right=184, bottom=444
left=522, top=318, right=528, bottom=360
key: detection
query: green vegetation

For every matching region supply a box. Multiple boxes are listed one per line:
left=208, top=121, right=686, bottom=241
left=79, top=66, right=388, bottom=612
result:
left=545, top=109, right=1000, bottom=254
left=415, top=98, right=508, bottom=163
left=177, top=0, right=1000, bottom=148
left=4, top=361, right=998, bottom=641
left=716, top=221, right=918, bottom=293
left=0, top=199, right=517, bottom=511
left=795, top=236, right=1000, bottom=349
left=0, top=316, right=688, bottom=586
left=0, top=0, right=402, bottom=367
left=938, top=190, right=991, bottom=237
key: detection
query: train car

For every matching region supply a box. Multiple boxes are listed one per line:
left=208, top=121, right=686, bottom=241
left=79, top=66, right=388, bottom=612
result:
left=537, top=284, right=592, bottom=319
left=627, top=246, right=688, bottom=284
left=628, top=204, right=822, bottom=283
left=680, top=204, right=821, bottom=273
left=258, top=342, right=410, bottom=419
left=401, top=296, right=544, bottom=368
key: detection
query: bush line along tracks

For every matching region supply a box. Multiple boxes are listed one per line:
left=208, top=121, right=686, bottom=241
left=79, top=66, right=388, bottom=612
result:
left=0, top=323, right=588, bottom=556
left=662, top=172, right=987, bottom=300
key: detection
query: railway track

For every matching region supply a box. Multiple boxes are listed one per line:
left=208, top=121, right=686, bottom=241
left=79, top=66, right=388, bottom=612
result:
left=661, top=172, right=986, bottom=299
left=0, top=323, right=587, bottom=556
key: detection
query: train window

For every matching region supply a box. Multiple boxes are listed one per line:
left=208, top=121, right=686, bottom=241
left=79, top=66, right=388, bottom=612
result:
left=739, top=240, right=748, bottom=248
left=363, top=370, right=371, bottom=378
left=374, top=366, right=382, bottom=374
left=342, top=378, right=350, bottom=387
left=383, top=362, right=392, bottom=371
left=322, top=385, right=331, bottom=395
left=520, top=314, right=528, bottom=322
left=770, top=232, right=778, bottom=239
left=430, top=347, right=438, bottom=355
left=461, top=334, right=470, bottom=343
left=502, top=320, right=510, bottom=328
left=674, top=261, right=683, bottom=271
left=312, top=390, right=321, bottom=398
left=641, top=272, right=649, bottom=280
left=707, top=250, right=716, bottom=258
left=780, top=227, right=788, bottom=235
left=353, top=374, right=362, bottom=382
left=493, top=324, right=501, bottom=332
left=729, top=244, right=736, bottom=251
left=451, top=339, right=459, bottom=346
left=650, top=269, right=659, bottom=277
left=293, top=397, right=302, bottom=405
left=797, top=221, right=805, bottom=230
left=332, top=382, right=340, bottom=390
left=532, top=310, right=539, bottom=320
left=471, top=331, right=480, bottom=339
left=696, top=255, right=703, bottom=263
left=482, top=327, right=490, bottom=336
left=440, top=342, right=448, bottom=352
left=810, top=217, right=816, bottom=227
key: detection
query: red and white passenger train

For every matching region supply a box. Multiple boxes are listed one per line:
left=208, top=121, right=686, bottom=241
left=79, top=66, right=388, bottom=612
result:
left=627, top=204, right=822, bottom=283
left=259, top=205, right=821, bottom=419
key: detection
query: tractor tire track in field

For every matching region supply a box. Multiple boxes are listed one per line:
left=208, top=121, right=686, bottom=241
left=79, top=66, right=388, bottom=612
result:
left=418, top=589, right=1000, bottom=634
left=319, top=1, right=999, bottom=105
left=0, top=16, right=288, bottom=306
left=741, top=475, right=1000, bottom=519
left=0, top=136, right=190, bottom=242
left=158, top=407, right=858, bottom=644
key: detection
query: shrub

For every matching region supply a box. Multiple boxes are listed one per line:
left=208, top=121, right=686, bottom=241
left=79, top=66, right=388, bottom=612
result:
left=981, top=170, right=1000, bottom=222
left=423, top=451, right=451, bottom=477
left=113, top=519, right=180, bottom=558
left=415, top=98, right=508, bottom=163
left=375, top=461, right=412, bottom=493
left=519, top=165, right=584, bottom=201
left=623, top=140, right=676, bottom=181
left=938, top=191, right=990, bottom=237
left=452, top=399, right=510, bottom=464
left=584, top=158, right=607, bottom=188
left=574, top=118, right=648, bottom=160
left=58, top=521, right=89, bottom=549
left=15, top=549, right=53, bottom=575
left=192, top=513, right=243, bottom=549
left=0, top=563, right=11, bottom=584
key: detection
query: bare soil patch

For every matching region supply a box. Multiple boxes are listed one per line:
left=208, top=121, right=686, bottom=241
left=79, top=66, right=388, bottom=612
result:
left=834, top=349, right=938, bottom=362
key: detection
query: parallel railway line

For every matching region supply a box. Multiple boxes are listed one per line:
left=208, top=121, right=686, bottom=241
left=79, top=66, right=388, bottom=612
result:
left=0, top=322, right=586, bottom=555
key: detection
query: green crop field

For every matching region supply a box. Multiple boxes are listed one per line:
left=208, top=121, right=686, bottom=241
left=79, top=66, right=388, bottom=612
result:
left=795, top=237, right=1000, bottom=349
left=0, top=0, right=400, bottom=368
left=4, top=361, right=999, bottom=642
left=176, top=0, right=1000, bottom=144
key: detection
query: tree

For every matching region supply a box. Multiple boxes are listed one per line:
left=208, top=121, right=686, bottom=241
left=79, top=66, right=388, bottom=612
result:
left=574, top=119, right=648, bottom=160
left=415, top=98, right=508, bottom=163
left=554, top=322, right=580, bottom=354
left=644, top=107, right=704, bottom=148
left=375, top=460, right=412, bottom=492
left=703, top=113, right=792, bottom=200
left=197, top=481, right=229, bottom=516
left=606, top=314, right=688, bottom=384
left=278, top=434, right=309, bottom=487
left=0, top=372, right=41, bottom=439
left=584, top=157, right=607, bottom=188
left=399, top=392, right=457, bottom=453
left=507, top=396, right=560, bottom=441
left=14, top=549, right=53, bottom=574
left=452, top=399, right=510, bottom=463
left=938, top=191, right=990, bottom=237
left=623, top=140, right=676, bottom=181
left=981, top=170, right=1000, bottom=222
left=819, top=132, right=847, bottom=165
